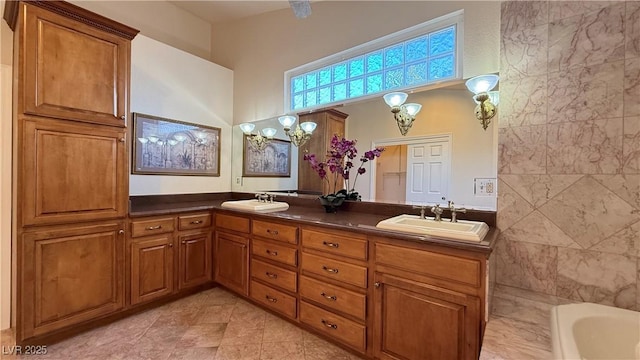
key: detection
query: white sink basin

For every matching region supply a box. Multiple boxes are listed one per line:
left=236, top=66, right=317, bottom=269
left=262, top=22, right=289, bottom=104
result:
left=220, top=199, right=289, bottom=213
left=375, top=214, right=489, bottom=242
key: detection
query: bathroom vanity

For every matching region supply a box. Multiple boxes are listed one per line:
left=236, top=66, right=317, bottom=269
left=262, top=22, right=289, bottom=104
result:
left=126, top=194, right=496, bottom=360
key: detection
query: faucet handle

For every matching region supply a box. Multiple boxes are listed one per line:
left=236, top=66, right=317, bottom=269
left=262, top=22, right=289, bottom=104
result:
left=412, top=205, right=427, bottom=219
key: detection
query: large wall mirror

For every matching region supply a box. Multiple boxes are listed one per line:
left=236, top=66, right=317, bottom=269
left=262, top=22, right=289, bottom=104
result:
left=231, top=80, right=498, bottom=210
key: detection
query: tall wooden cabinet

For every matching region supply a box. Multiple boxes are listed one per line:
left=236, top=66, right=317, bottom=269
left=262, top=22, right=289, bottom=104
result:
left=297, top=109, right=348, bottom=194
left=5, top=1, right=138, bottom=344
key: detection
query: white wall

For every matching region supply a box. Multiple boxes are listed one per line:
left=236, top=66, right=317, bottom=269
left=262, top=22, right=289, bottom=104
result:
left=129, top=35, right=233, bottom=195
left=231, top=117, right=298, bottom=193
left=71, top=0, right=212, bottom=59
left=210, top=1, right=501, bottom=124
left=1, top=0, right=13, bottom=330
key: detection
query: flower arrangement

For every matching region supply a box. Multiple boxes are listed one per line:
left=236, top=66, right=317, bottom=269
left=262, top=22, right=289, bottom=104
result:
left=303, top=134, right=384, bottom=203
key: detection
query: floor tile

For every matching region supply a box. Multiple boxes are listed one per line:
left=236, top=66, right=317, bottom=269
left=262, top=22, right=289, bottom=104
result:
left=215, top=343, right=261, bottom=360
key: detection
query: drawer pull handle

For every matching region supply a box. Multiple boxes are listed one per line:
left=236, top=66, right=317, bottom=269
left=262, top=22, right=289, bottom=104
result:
left=265, top=272, right=278, bottom=279
left=323, top=241, right=339, bottom=248
left=146, top=225, right=162, bottom=230
left=266, top=229, right=279, bottom=236
left=190, top=220, right=203, bottom=225
left=265, top=295, right=278, bottom=303
left=322, top=266, right=339, bottom=274
left=321, top=320, right=338, bottom=330
left=320, top=292, right=337, bottom=301
left=118, top=229, right=125, bottom=235
left=266, top=249, right=278, bottom=256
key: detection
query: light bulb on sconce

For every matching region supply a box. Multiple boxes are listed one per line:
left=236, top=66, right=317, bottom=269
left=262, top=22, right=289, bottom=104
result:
left=465, top=74, right=500, bottom=130
left=278, top=115, right=316, bottom=147
left=383, top=92, right=422, bottom=136
left=240, top=122, right=275, bottom=151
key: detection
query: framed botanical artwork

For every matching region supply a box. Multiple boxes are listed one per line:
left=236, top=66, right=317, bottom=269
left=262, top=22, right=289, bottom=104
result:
left=242, top=137, right=291, bottom=177
left=132, top=113, right=221, bottom=176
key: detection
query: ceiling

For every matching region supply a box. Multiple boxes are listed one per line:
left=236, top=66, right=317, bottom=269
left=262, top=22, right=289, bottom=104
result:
left=168, top=1, right=295, bottom=24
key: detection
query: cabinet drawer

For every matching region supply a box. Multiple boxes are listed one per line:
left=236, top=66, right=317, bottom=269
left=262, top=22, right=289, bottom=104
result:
left=301, top=253, right=367, bottom=288
left=375, top=243, right=481, bottom=287
left=250, top=280, right=297, bottom=319
left=215, top=213, right=250, bottom=233
left=299, top=276, right=366, bottom=321
left=131, top=217, right=175, bottom=238
left=251, top=259, right=297, bottom=293
left=252, top=220, right=297, bottom=244
left=300, top=301, right=366, bottom=352
left=252, top=239, right=297, bottom=267
left=178, top=213, right=212, bottom=231
left=301, top=228, right=367, bottom=260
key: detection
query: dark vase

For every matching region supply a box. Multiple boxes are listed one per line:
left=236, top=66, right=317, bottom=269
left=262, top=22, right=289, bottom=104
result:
left=336, top=189, right=361, bottom=201
left=319, top=194, right=346, bottom=213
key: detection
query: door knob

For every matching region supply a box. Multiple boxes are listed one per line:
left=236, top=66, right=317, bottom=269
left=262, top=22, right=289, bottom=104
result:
left=374, top=282, right=381, bottom=288
left=118, top=229, right=125, bottom=235
left=120, top=115, right=125, bottom=120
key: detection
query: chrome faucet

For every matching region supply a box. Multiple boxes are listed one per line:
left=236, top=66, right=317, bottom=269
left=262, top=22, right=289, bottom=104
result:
left=412, top=205, right=427, bottom=219
left=448, top=201, right=466, bottom=223
left=430, top=204, right=443, bottom=221
left=255, top=193, right=270, bottom=203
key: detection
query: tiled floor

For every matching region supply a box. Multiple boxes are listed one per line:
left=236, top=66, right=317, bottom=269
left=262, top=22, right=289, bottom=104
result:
left=0, top=288, right=364, bottom=360
left=479, top=284, right=561, bottom=359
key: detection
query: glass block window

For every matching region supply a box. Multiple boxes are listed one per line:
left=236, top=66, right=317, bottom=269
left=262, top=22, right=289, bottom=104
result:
left=285, top=12, right=462, bottom=112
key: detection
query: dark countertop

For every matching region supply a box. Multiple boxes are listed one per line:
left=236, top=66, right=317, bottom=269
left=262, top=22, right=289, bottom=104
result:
left=130, top=197, right=496, bottom=255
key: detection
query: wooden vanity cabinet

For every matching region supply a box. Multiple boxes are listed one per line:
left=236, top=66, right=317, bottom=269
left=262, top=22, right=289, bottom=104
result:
left=249, top=219, right=299, bottom=319
left=372, top=238, right=485, bottom=360
left=178, top=230, right=213, bottom=290
left=130, top=234, right=175, bottom=305
left=7, top=1, right=139, bottom=345
left=214, top=213, right=251, bottom=296
left=130, top=213, right=213, bottom=305
left=129, top=216, right=176, bottom=305
left=21, top=117, right=128, bottom=226
left=177, top=212, right=213, bottom=290
left=18, top=1, right=132, bottom=127
left=20, top=222, right=126, bottom=339
left=299, top=226, right=369, bottom=354
left=297, top=109, right=348, bottom=194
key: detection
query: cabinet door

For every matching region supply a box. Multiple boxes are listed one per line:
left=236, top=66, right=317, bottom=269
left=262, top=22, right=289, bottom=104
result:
left=373, top=273, right=480, bottom=360
left=178, top=231, right=212, bottom=290
left=130, top=235, right=174, bottom=305
left=297, top=110, right=346, bottom=194
left=214, top=231, right=249, bottom=296
left=22, top=118, right=127, bottom=226
left=21, top=3, right=129, bottom=127
left=21, top=222, right=125, bottom=338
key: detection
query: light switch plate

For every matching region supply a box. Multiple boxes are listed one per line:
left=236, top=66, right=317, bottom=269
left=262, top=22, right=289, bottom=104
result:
left=474, top=178, right=496, bottom=196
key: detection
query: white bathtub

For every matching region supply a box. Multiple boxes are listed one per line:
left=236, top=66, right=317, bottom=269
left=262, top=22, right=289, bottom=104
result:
left=551, top=303, right=640, bottom=360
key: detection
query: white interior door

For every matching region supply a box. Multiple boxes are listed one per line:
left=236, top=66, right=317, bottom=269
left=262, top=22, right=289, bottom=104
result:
left=405, top=140, right=450, bottom=205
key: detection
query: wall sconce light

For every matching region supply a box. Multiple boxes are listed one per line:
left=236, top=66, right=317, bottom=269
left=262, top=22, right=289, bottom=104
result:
left=239, top=122, right=277, bottom=150
left=382, top=92, right=422, bottom=136
left=465, top=74, right=500, bottom=130
left=278, top=115, right=317, bottom=147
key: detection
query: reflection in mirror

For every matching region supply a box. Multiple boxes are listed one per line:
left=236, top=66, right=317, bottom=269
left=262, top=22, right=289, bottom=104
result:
left=231, top=80, right=498, bottom=210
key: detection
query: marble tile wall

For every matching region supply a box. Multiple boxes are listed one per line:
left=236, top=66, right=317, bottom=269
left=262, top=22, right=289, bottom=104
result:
left=497, top=1, right=640, bottom=310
